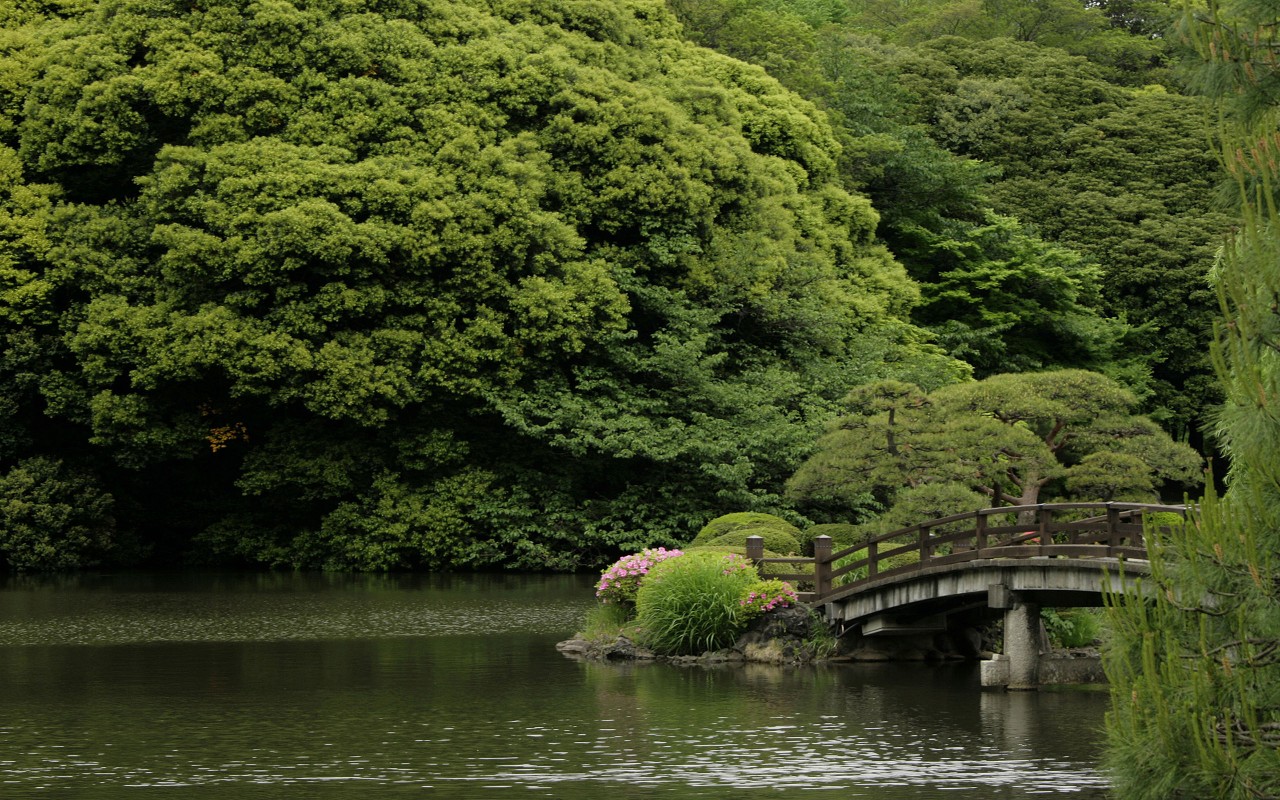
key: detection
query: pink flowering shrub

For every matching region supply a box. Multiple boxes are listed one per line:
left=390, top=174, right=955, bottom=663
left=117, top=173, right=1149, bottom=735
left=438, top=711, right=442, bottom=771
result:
left=718, top=552, right=754, bottom=576
left=595, top=547, right=683, bottom=604
left=738, top=579, right=799, bottom=620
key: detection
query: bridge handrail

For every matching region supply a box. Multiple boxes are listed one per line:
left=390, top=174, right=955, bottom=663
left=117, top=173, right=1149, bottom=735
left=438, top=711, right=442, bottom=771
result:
left=746, top=502, right=1191, bottom=604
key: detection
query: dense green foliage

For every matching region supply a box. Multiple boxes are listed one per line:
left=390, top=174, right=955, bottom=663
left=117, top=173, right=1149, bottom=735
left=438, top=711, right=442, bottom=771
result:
left=1105, top=4, right=1280, bottom=795
left=1043, top=608, right=1101, bottom=649
left=0, top=456, right=116, bottom=570
left=0, top=0, right=1235, bottom=572
left=787, top=370, right=1202, bottom=523
left=672, top=0, right=1232, bottom=439
left=0, top=0, right=966, bottom=570
left=921, top=36, right=1234, bottom=432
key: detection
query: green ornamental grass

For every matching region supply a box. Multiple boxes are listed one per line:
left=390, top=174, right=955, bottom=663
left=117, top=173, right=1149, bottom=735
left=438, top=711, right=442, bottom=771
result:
left=635, top=551, right=760, bottom=655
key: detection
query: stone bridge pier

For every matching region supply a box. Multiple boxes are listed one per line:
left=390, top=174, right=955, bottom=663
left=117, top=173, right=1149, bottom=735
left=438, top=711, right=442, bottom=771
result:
left=1001, top=601, right=1043, bottom=691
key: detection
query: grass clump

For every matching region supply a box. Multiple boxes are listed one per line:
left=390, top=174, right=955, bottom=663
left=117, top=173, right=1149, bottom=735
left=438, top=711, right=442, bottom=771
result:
left=577, top=601, right=634, bottom=643
left=635, top=551, right=759, bottom=655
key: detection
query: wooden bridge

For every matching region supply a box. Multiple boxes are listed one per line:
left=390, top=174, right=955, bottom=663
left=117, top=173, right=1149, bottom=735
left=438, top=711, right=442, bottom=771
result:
left=746, top=502, right=1189, bottom=689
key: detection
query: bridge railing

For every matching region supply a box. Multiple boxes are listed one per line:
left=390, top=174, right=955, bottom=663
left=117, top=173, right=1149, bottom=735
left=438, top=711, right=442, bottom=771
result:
left=746, top=502, right=1190, bottom=604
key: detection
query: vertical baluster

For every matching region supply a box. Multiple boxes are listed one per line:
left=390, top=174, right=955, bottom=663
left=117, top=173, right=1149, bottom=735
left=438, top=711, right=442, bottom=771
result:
left=1107, top=503, right=1122, bottom=553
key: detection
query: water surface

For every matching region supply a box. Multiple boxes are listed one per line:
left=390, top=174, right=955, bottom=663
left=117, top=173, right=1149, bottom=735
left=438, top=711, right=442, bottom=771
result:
left=0, top=572, right=1111, bottom=798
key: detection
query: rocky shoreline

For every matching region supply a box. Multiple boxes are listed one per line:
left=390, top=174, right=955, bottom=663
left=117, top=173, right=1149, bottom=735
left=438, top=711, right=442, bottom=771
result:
left=558, top=606, right=1105, bottom=685
left=557, top=606, right=826, bottom=666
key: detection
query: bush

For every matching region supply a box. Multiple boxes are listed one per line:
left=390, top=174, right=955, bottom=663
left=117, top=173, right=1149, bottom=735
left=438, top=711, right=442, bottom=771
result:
left=832, top=545, right=919, bottom=585
left=805, top=522, right=864, bottom=549
left=870, top=483, right=986, bottom=535
left=689, top=512, right=801, bottom=547
left=1043, top=608, right=1102, bottom=648
left=635, top=550, right=759, bottom=655
left=595, top=547, right=684, bottom=605
left=706, top=525, right=802, bottom=555
left=738, top=579, right=799, bottom=621
left=1143, top=510, right=1187, bottom=541
left=0, top=457, right=115, bottom=571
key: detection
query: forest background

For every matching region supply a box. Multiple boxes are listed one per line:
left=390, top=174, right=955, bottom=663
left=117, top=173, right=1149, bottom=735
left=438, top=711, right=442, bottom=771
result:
left=0, top=0, right=1231, bottom=572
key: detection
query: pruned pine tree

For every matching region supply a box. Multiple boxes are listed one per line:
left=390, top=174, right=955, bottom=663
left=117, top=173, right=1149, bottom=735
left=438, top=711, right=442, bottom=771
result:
left=784, top=369, right=1201, bottom=522
left=1104, top=3, right=1280, bottom=798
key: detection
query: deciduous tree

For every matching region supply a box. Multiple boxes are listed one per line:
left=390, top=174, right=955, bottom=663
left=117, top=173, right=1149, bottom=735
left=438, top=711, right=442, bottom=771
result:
left=0, top=0, right=952, bottom=569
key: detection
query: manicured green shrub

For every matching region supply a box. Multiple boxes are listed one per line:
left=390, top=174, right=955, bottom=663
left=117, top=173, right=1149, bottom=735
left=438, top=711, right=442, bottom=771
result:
left=689, top=512, right=801, bottom=547
left=1142, top=510, right=1187, bottom=541
left=805, top=523, right=864, bottom=549
left=635, top=551, right=759, bottom=655
left=706, top=525, right=802, bottom=555
left=869, top=483, right=986, bottom=535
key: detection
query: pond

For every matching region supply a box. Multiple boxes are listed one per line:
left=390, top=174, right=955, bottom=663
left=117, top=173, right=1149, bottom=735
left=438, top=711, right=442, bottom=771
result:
left=0, top=572, right=1112, bottom=798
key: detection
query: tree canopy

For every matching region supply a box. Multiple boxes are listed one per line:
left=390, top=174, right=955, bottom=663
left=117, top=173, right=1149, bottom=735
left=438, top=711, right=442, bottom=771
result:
left=0, top=0, right=1236, bottom=572
left=786, top=369, right=1202, bottom=523
left=0, top=0, right=960, bottom=570
left=672, top=0, right=1232, bottom=441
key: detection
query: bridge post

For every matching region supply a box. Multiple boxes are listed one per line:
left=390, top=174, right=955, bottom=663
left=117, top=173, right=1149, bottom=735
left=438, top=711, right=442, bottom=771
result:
left=1037, top=506, right=1050, bottom=555
left=1004, top=602, right=1042, bottom=691
left=812, top=535, right=832, bottom=599
left=745, top=535, right=765, bottom=562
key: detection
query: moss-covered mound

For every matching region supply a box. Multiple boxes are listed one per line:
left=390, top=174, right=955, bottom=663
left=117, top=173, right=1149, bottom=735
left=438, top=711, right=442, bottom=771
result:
left=805, top=522, right=864, bottom=549
left=706, top=525, right=802, bottom=555
left=690, top=512, right=801, bottom=547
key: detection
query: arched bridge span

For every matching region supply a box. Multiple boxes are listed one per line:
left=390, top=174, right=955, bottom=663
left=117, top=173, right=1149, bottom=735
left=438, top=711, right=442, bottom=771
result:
left=747, top=502, right=1188, bottom=688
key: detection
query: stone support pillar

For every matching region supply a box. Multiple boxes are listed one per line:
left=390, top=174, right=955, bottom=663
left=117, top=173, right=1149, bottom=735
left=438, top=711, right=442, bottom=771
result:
left=1004, top=601, right=1041, bottom=691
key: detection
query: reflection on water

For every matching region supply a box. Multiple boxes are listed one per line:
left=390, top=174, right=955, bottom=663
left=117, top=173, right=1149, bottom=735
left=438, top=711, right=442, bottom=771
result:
left=0, top=572, right=587, bottom=644
left=0, top=573, right=1111, bottom=798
